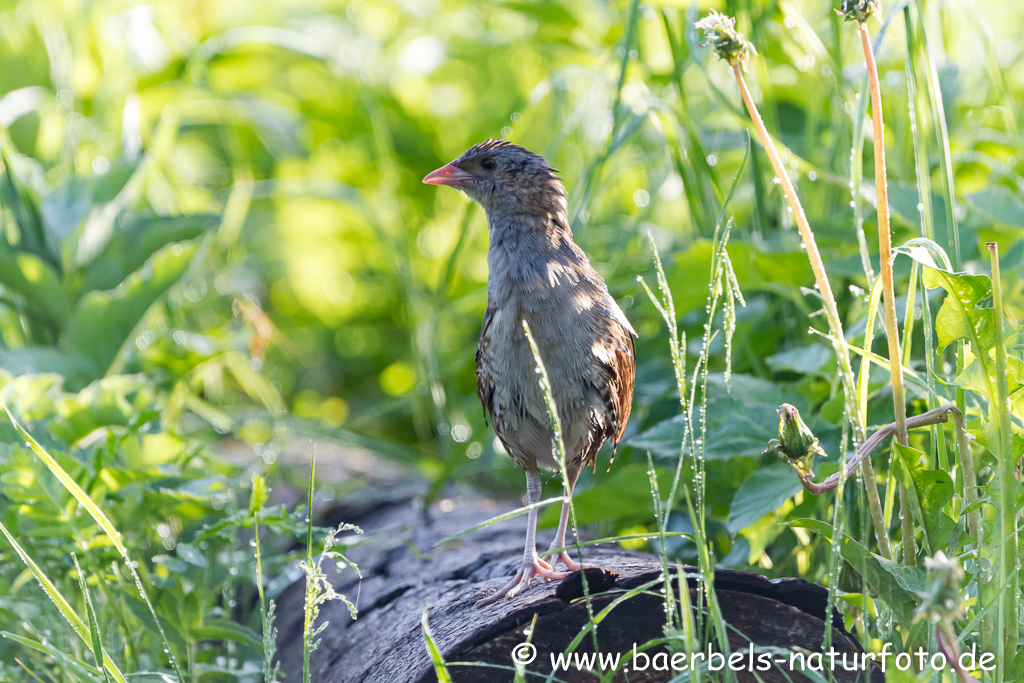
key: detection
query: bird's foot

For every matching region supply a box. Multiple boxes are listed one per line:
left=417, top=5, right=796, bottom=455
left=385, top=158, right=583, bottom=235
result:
left=542, top=550, right=597, bottom=575
left=475, top=557, right=568, bottom=606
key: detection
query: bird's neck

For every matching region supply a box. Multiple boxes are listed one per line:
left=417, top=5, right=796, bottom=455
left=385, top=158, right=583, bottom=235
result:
left=486, top=207, right=577, bottom=266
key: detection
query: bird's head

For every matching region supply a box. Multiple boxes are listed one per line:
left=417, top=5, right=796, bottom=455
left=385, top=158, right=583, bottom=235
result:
left=423, top=140, right=565, bottom=218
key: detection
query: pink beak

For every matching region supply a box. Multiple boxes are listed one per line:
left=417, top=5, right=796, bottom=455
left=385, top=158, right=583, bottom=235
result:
left=423, top=161, right=473, bottom=188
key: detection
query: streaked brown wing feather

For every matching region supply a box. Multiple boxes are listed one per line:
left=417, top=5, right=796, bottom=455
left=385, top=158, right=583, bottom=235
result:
left=475, top=307, right=496, bottom=427
left=613, top=329, right=636, bottom=449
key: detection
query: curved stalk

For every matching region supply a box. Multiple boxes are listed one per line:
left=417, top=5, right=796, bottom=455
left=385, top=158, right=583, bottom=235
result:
left=858, top=21, right=915, bottom=566
left=730, top=61, right=892, bottom=560
left=796, top=404, right=964, bottom=496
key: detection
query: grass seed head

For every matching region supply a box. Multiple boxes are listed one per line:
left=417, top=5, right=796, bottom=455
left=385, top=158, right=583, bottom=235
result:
left=836, top=0, right=880, bottom=23
left=695, top=11, right=757, bottom=71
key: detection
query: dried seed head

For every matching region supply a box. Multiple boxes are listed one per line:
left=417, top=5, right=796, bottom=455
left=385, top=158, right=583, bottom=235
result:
left=695, top=11, right=757, bottom=71
left=916, top=552, right=965, bottom=625
left=836, top=0, right=880, bottom=23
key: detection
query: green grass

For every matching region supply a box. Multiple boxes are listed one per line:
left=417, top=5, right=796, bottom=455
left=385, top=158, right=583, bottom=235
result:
left=1, top=0, right=1023, bottom=681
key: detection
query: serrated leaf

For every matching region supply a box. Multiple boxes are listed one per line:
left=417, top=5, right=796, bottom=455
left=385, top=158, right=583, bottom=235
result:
left=893, top=443, right=956, bottom=553
left=788, top=518, right=925, bottom=624
left=920, top=268, right=994, bottom=352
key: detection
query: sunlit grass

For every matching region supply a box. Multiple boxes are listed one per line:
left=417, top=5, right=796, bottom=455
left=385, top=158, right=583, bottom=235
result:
left=0, top=0, right=1021, bottom=680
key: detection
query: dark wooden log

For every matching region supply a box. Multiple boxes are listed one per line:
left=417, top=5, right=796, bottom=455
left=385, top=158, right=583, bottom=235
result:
left=274, top=494, right=883, bottom=683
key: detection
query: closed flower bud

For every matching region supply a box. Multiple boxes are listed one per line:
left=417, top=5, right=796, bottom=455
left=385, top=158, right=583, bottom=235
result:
left=763, top=403, right=826, bottom=478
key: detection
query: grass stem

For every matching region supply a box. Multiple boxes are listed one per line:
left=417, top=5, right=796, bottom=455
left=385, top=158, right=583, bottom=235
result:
left=729, top=60, right=892, bottom=560
left=988, top=241, right=1017, bottom=680
left=858, top=20, right=915, bottom=566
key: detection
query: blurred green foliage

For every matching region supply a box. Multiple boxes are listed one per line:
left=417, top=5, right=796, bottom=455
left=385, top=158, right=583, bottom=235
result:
left=0, top=0, right=1022, bottom=679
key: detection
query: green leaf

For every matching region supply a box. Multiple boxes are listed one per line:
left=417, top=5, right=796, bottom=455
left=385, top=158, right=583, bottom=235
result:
left=193, top=620, right=262, bottom=647
left=919, top=267, right=994, bottom=352
left=0, top=245, right=70, bottom=323
left=80, top=213, right=218, bottom=294
left=893, top=443, right=956, bottom=553
left=894, top=237, right=952, bottom=272
left=727, top=463, right=804, bottom=534
left=966, top=187, right=1024, bottom=229
left=765, top=345, right=832, bottom=376
left=40, top=160, right=137, bottom=251
left=421, top=606, right=453, bottom=683
left=668, top=240, right=813, bottom=317
left=47, top=374, right=152, bottom=445
left=65, top=239, right=201, bottom=376
left=3, top=407, right=184, bottom=680
left=176, top=543, right=208, bottom=568
left=539, top=464, right=674, bottom=529
left=0, top=348, right=99, bottom=390
left=0, top=145, right=49, bottom=263
left=788, top=518, right=925, bottom=624
left=73, top=555, right=113, bottom=683
left=629, top=395, right=778, bottom=461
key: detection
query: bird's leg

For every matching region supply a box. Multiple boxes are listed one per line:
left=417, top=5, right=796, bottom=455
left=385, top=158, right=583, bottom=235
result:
left=542, top=468, right=595, bottom=573
left=476, top=468, right=568, bottom=606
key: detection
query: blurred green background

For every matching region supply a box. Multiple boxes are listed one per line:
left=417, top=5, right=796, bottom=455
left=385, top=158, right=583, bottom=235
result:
left=1, top=0, right=1023, bottom=679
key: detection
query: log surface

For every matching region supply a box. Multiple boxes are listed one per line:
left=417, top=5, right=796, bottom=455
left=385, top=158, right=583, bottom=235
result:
left=275, top=494, right=883, bottom=683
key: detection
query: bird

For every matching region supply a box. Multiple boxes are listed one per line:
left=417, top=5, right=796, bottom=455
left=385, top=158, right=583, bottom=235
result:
left=423, top=139, right=636, bottom=605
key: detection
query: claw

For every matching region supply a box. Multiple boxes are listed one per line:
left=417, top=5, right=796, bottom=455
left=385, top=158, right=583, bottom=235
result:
left=543, top=551, right=595, bottom=574
left=475, top=556, right=568, bottom=606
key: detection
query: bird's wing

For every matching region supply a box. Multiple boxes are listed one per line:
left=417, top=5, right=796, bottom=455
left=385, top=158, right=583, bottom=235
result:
left=475, top=306, right=496, bottom=428
left=584, top=311, right=636, bottom=471
left=609, top=319, right=636, bottom=454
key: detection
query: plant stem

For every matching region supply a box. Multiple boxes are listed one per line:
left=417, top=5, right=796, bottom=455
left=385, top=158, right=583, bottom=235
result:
left=303, top=448, right=316, bottom=683
left=858, top=21, right=915, bottom=566
left=730, top=61, right=892, bottom=560
left=937, top=623, right=979, bottom=683
left=951, top=409, right=980, bottom=546
left=797, top=403, right=963, bottom=495
left=988, top=241, right=1017, bottom=680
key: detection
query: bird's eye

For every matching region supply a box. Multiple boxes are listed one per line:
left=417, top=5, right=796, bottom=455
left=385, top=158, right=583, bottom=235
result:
left=481, top=158, right=496, bottom=171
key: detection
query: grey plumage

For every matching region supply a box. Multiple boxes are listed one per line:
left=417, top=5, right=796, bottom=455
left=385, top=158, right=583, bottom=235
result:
left=424, top=139, right=636, bottom=604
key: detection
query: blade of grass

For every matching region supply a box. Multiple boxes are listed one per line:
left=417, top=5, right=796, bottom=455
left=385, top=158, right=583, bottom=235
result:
left=432, top=497, right=565, bottom=547
left=14, top=658, right=50, bottom=683
left=420, top=605, right=453, bottom=683
left=252, top=475, right=281, bottom=683
left=523, top=320, right=599, bottom=661
left=2, top=405, right=183, bottom=682
left=72, top=554, right=113, bottom=683
left=0, top=522, right=129, bottom=683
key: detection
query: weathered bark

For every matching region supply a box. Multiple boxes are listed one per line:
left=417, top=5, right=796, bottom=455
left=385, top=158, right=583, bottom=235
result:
left=275, top=494, right=883, bottom=683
